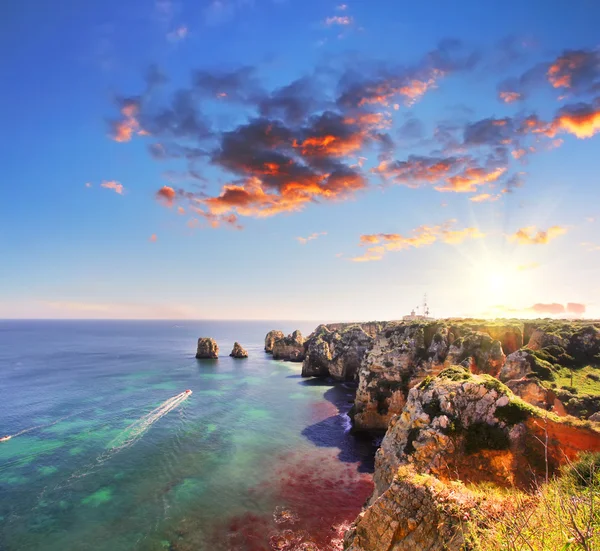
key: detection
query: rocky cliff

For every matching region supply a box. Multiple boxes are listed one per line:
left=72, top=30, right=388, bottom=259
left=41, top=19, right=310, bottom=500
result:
left=347, top=319, right=600, bottom=432
left=272, top=330, right=306, bottom=362
left=344, top=368, right=600, bottom=551
left=264, top=330, right=284, bottom=354
left=301, top=324, right=375, bottom=381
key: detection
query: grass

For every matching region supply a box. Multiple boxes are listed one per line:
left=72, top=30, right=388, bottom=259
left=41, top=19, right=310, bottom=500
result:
left=463, top=453, right=600, bottom=551
left=554, top=365, right=600, bottom=397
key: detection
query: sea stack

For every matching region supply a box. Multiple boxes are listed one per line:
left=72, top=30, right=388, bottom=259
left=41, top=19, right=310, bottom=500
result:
left=196, top=337, right=219, bottom=359
left=264, top=330, right=284, bottom=353
left=230, top=342, right=248, bottom=359
left=272, top=330, right=306, bottom=362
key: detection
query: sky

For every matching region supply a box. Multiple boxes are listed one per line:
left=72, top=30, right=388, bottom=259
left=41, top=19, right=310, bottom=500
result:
left=1, top=0, right=600, bottom=321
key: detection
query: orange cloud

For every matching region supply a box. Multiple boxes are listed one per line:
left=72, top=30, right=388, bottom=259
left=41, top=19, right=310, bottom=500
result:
left=511, top=148, right=527, bottom=160
left=357, top=74, right=440, bottom=107
left=177, top=206, right=185, bottom=215
left=156, top=185, right=176, bottom=206
left=555, top=107, right=600, bottom=139
left=436, top=166, right=506, bottom=193
left=351, top=220, right=484, bottom=262
left=547, top=51, right=590, bottom=89
left=100, top=180, right=124, bottom=194
left=296, top=232, right=327, bottom=245
left=110, top=99, right=147, bottom=143
left=469, top=193, right=500, bottom=203
left=508, top=225, right=567, bottom=245
left=499, top=91, right=522, bottom=103
left=149, top=234, right=158, bottom=242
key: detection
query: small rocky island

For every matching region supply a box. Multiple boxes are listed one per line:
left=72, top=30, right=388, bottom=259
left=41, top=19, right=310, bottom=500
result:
left=195, top=337, right=219, bottom=359
left=229, top=342, right=248, bottom=358
left=264, top=318, right=600, bottom=550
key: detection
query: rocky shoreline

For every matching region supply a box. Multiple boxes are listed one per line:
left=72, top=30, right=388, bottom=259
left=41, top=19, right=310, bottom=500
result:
left=263, top=318, right=600, bottom=550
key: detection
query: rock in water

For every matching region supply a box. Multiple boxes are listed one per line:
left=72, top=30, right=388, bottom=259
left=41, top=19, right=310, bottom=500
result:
left=230, top=342, right=248, bottom=358
left=264, top=330, right=284, bottom=354
left=196, top=337, right=219, bottom=359
left=272, top=330, right=305, bottom=362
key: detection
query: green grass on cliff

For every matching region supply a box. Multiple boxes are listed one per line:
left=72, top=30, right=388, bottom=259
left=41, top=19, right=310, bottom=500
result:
left=553, top=365, right=600, bottom=396
left=464, top=453, right=600, bottom=551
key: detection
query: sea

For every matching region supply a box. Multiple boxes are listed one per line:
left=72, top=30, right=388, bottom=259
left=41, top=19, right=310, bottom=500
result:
left=0, top=321, right=375, bottom=551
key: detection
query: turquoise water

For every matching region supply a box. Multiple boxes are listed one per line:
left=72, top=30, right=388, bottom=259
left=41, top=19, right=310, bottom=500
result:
left=0, top=321, right=375, bottom=550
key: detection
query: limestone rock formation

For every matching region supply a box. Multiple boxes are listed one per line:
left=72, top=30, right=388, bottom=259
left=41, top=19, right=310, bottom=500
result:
left=352, top=323, right=449, bottom=432
left=272, top=330, right=305, bottom=362
left=526, top=328, right=567, bottom=351
left=302, top=324, right=373, bottom=381
left=196, top=337, right=219, bottom=359
left=344, top=369, right=600, bottom=551
left=230, top=342, right=248, bottom=359
left=264, top=330, right=284, bottom=354
left=506, top=377, right=554, bottom=410
left=445, top=331, right=506, bottom=377
left=590, top=411, right=600, bottom=422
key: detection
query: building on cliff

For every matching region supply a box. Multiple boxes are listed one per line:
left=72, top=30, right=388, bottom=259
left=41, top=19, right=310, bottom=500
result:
left=402, top=294, right=435, bottom=322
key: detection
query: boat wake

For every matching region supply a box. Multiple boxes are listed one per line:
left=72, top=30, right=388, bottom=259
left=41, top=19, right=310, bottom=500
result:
left=1, top=414, right=74, bottom=443
left=106, top=390, right=191, bottom=453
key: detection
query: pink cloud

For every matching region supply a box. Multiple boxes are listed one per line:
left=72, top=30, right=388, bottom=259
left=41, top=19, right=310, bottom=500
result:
left=100, top=181, right=125, bottom=195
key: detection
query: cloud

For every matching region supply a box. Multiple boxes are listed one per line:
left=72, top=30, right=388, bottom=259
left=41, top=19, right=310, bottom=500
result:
left=149, top=234, right=158, bottom=242
left=100, top=180, right=125, bottom=194
left=325, top=15, right=353, bottom=26
left=436, top=166, right=506, bottom=193
left=109, top=97, right=145, bottom=142
left=530, top=303, right=566, bottom=315
left=554, top=101, right=600, bottom=139
left=508, top=225, right=567, bottom=245
left=336, top=39, right=478, bottom=109
left=336, top=4, right=348, bottom=10
left=547, top=50, right=600, bottom=93
left=497, top=48, right=599, bottom=103
left=351, top=220, right=484, bottom=261
left=527, top=302, right=586, bottom=316
left=567, top=302, right=586, bottom=315
left=296, top=232, right=327, bottom=245
left=469, top=193, right=500, bottom=203
left=85, top=182, right=93, bottom=188
left=167, top=25, right=188, bottom=41
left=499, top=91, right=522, bottom=103
left=156, top=185, right=176, bottom=206
left=581, top=241, right=600, bottom=252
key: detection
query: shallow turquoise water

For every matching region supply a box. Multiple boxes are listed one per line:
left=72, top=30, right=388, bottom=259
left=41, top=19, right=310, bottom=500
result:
left=0, top=321, right=375, bottom=550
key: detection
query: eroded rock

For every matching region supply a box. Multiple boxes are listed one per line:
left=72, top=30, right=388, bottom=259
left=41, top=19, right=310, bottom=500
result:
left=302, top=324, right=373, bottom=381
left=352, top=323, right=448, bottom=432
left=344, top=369, right=600, bottom=551
left=265, top=330, right=284, bottom=354
left=196, top=337, right=219, bottom=359
left=272, top=330, right=305, bottom=362
left=445, top=331, right=506, bottom=377
left=230, top=342, right=248, bottom=359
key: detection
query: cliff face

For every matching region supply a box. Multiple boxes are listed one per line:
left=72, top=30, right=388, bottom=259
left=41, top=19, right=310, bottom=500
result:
left=265, top=330, right=284, bottom=354
left=272, top=330, right=306, bottom=362
left=348, top=319, right=600, bottom=432
left=344, top=369, right=600, bottom=551
left=302, top=324, right=374, bottom=381
left=351, top=323, right=449, bottom=432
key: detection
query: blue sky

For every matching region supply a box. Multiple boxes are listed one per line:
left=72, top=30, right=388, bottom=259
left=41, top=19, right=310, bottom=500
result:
left=1, top=0, right=599, bottom=320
